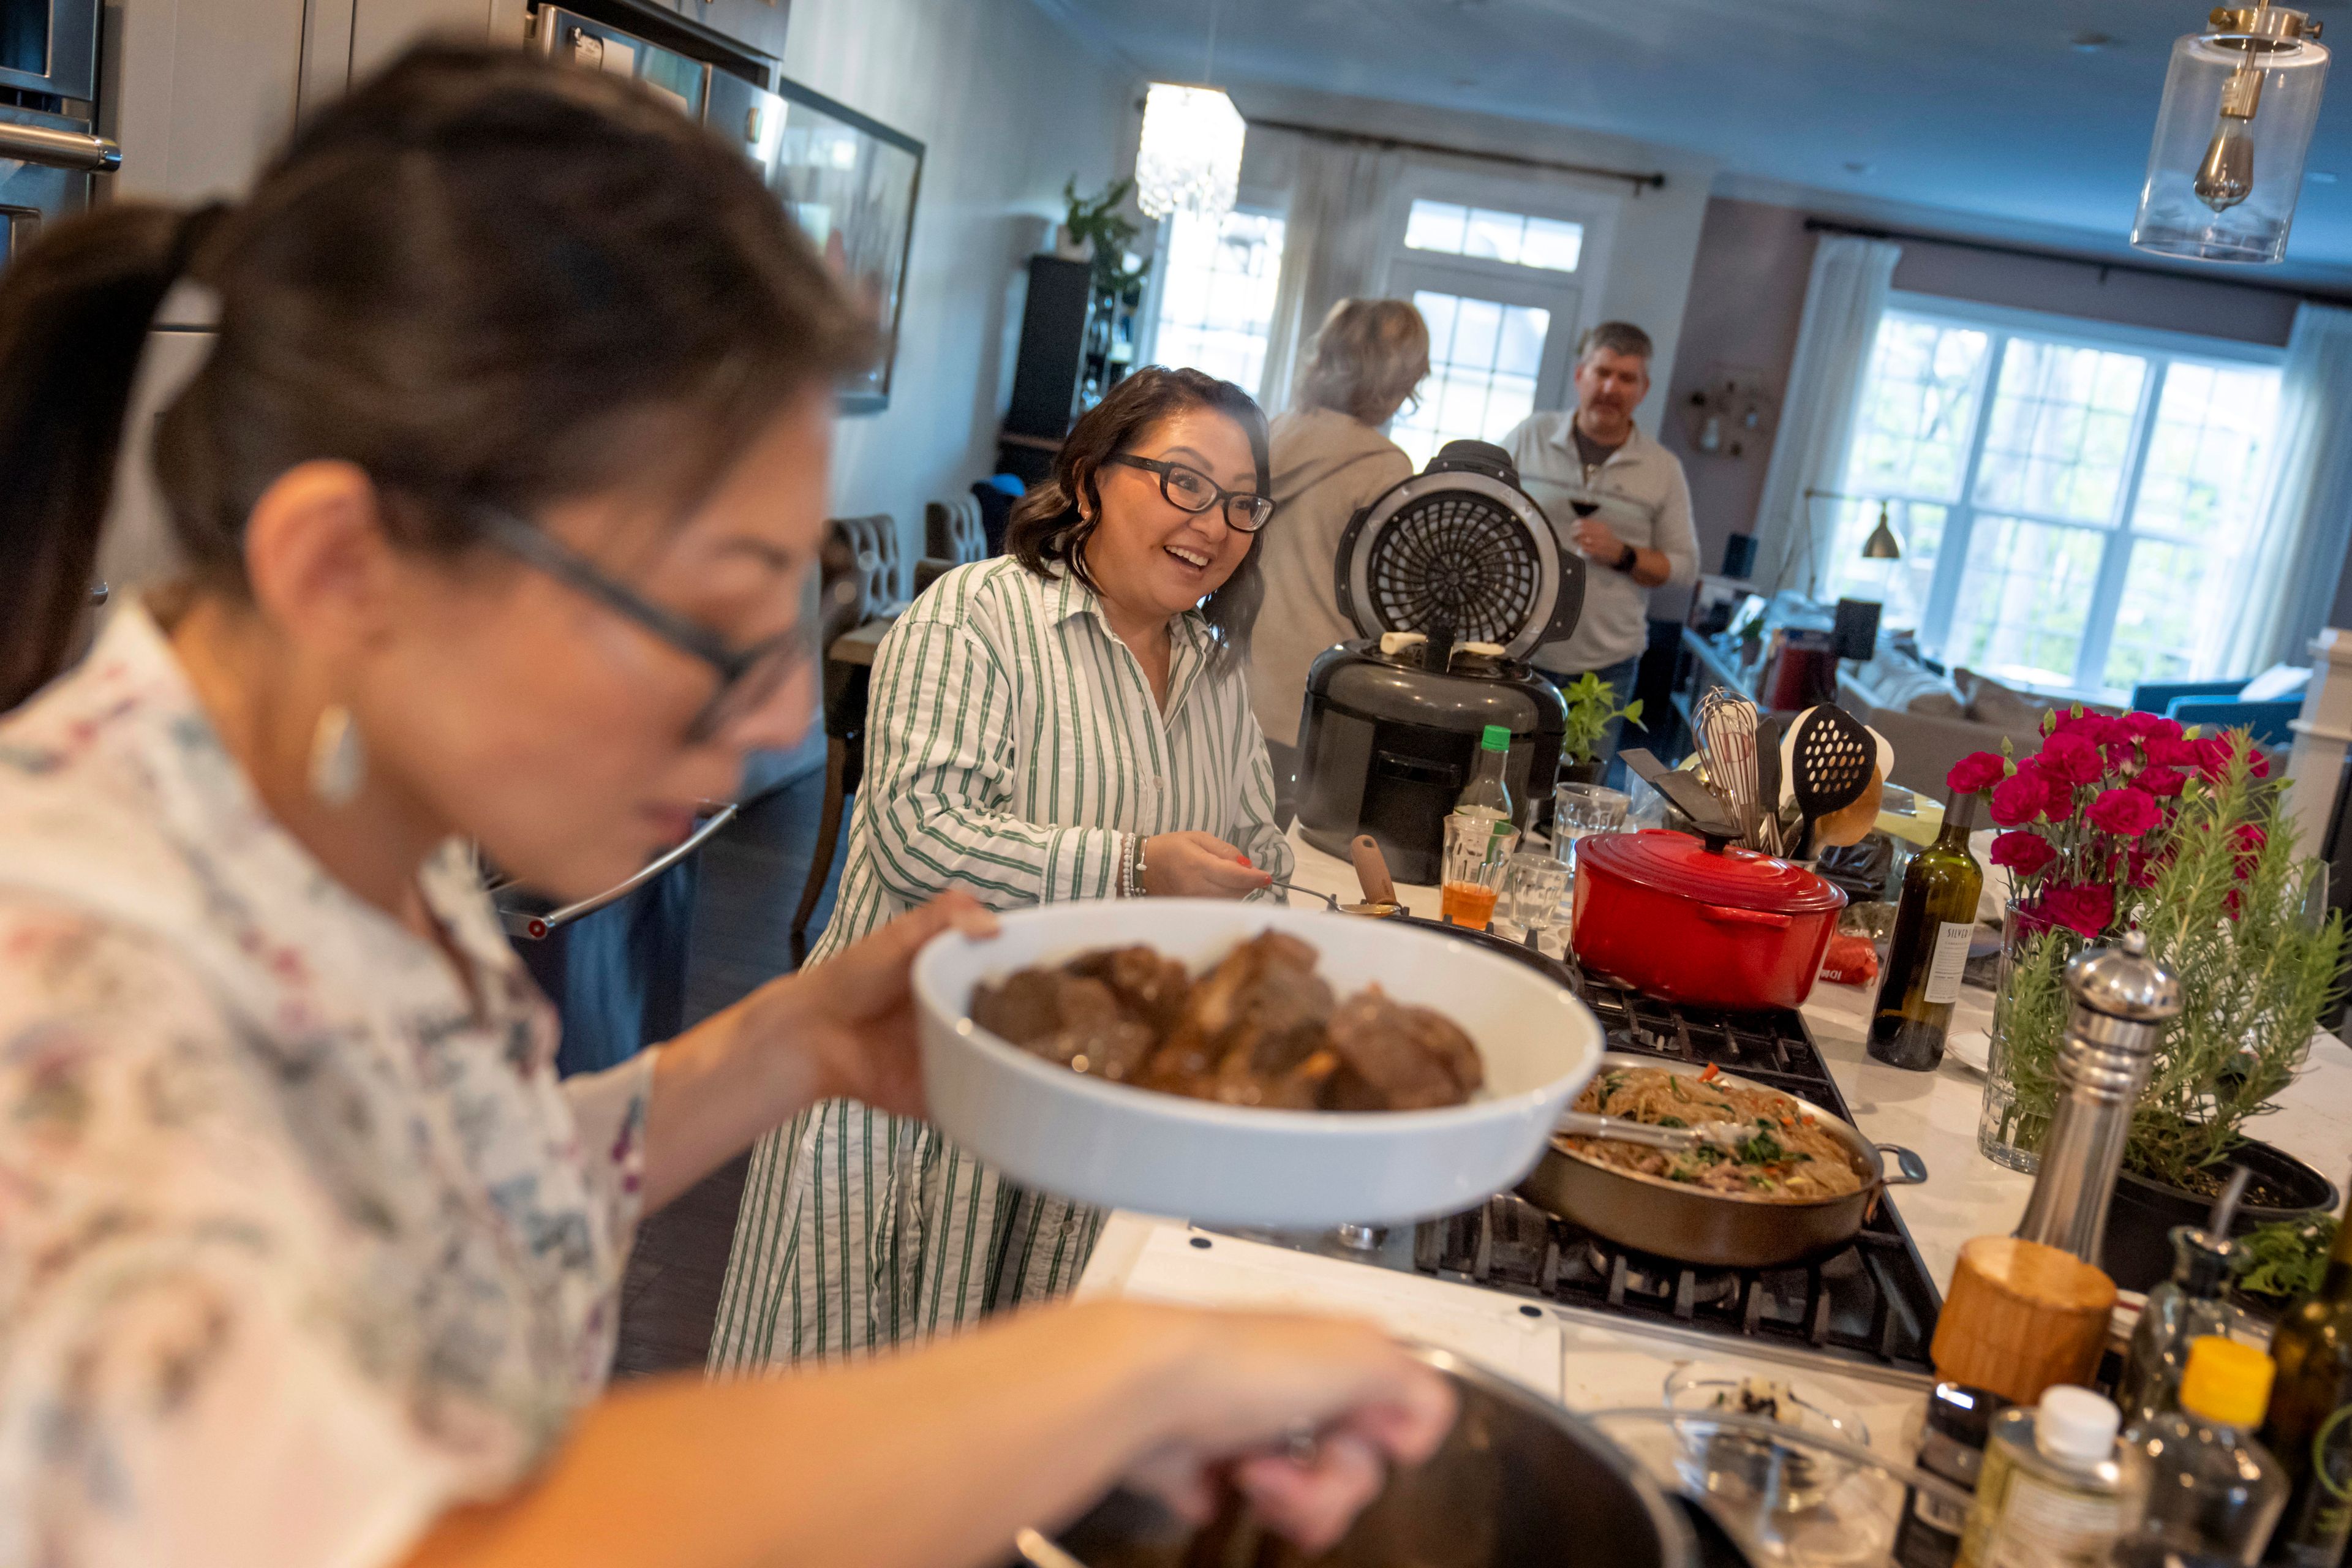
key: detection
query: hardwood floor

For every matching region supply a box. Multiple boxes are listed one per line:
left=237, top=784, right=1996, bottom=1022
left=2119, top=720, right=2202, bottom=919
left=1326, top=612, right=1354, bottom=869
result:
left=610, top=768, right=846, bottom=1378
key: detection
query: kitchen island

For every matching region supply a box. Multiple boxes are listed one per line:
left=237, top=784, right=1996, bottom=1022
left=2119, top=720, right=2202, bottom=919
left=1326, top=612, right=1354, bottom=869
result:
left=1079, top=826, right=2352, bottom=1453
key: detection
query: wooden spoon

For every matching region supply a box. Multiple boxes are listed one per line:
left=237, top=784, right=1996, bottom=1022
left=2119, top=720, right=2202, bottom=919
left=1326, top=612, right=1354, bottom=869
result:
left=1351, top=835, right=1398, bottom=905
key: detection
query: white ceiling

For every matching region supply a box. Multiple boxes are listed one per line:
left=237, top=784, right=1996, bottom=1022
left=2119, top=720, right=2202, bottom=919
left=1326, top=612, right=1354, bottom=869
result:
left=1030, top=0, right=2352, bottom=290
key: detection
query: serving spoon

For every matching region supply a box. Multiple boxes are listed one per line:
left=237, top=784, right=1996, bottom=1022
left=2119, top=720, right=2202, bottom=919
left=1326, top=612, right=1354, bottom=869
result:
left=1555, top=1110, right=1757, bottom=1153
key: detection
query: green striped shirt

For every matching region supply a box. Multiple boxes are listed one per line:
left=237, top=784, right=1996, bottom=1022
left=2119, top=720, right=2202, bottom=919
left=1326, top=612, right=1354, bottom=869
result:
left=709, top=558, right=1292, bottom=1366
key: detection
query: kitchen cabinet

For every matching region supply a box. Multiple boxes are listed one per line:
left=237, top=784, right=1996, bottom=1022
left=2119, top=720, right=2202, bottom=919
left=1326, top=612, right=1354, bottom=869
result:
left=347, top=0, right=503, bottom=82
left=671, top=0, right=787, bottom=66
left=107, top=0, right=308, bottom=203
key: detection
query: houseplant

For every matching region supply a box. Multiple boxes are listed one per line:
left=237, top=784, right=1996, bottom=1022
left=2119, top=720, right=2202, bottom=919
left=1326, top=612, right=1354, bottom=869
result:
left=1060, top=177, right=1150, bottom=303
left=1947, top=712, right=2345, bottom=1289
left=1558, top=674, right=1642, bottom=786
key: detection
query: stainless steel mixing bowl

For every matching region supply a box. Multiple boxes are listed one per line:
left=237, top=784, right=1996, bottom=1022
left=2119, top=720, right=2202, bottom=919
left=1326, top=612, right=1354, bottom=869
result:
left=1048, top=1348, right=1697, bottom=1568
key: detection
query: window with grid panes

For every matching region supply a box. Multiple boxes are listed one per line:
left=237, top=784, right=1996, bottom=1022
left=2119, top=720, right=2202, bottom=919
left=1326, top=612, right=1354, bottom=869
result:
left=1147, top=206, right=1286, bottom=393
left=1389, top=290, right=1551, bottom=472
left=1820, top=297, right=2283, bottom=698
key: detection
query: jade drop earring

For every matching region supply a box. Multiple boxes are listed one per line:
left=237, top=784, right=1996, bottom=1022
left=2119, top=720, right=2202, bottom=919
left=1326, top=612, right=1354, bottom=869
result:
left=307, top=704, right=366, bottom=806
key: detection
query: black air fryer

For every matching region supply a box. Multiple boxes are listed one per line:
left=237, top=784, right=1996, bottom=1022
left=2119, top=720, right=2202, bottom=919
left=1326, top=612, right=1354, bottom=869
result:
left=1295, top=440, right=1583, bottom=885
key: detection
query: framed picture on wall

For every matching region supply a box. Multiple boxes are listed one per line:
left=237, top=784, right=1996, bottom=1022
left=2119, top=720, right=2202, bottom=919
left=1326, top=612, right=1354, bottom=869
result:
left=766, top=77, right=924, bottom=415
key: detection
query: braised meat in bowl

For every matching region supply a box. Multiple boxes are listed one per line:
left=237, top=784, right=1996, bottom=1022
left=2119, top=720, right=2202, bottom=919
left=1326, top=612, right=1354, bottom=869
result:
left=971, top=931, right=1483, bottom=1112
left=914, top=902, right=1602, bottom=1227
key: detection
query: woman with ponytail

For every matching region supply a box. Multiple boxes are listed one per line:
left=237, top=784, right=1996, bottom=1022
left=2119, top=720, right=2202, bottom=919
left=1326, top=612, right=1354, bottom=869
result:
left=0, top=44, right=1447, bottom=1568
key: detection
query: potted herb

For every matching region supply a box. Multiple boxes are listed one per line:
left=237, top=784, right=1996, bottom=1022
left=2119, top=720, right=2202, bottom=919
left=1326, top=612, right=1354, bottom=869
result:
left=1558, top=674, right=1641, bottom=787
left=1947, top=713, right=2345, bottom=1291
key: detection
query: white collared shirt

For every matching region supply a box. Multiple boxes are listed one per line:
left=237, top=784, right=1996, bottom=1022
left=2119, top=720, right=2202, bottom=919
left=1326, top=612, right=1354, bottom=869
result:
left=709, top=556, right=1292, bottom=1368
left=805, top=556, right=1292, bottom=951
left=1501, top=414, right=1701, bottom=671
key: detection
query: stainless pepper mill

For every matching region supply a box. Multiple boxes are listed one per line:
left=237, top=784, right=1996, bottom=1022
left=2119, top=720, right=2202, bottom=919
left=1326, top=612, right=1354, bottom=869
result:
left=2014, top=929, right=2184, bottom=1265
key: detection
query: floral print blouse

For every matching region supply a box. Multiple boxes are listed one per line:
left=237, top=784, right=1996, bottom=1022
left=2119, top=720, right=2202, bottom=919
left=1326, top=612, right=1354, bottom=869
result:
left=0, top=603, right=655, bottom=1568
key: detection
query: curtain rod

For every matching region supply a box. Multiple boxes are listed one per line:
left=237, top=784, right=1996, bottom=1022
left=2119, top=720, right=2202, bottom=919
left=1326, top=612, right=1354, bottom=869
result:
left=1245, top=116, right=1668, bottom=194
left=1801, top=216, right=2352, bottom=307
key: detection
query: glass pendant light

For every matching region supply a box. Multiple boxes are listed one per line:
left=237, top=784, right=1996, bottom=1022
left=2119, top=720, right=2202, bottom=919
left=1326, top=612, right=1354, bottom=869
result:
left=2132, top=4, right=2329, bottom=264
left=1134, top=83, right=1246, bottom=223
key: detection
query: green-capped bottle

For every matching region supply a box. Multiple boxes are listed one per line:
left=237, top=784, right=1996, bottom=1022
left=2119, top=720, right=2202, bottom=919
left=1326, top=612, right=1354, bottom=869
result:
left=1453, top=723, right=1516, bottom=843
left=1870, top=790, right=1985, bottom=1071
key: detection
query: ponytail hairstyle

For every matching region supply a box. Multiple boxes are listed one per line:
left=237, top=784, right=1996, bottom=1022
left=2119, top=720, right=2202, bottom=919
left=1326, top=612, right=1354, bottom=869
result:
left=0, top=41, right=874, bottom=710
left=1006, top=364, right=1270, bottom=666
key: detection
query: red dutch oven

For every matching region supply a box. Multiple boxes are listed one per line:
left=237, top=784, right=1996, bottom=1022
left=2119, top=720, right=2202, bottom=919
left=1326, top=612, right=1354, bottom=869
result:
left=1570, top=829, right=1847, bottom=1011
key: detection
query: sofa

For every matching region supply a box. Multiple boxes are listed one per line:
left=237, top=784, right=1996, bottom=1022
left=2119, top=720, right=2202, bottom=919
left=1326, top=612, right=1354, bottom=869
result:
left=2132, top=671, right=2309, bottom=749
left=1836, top=643, right=2103, bottom=797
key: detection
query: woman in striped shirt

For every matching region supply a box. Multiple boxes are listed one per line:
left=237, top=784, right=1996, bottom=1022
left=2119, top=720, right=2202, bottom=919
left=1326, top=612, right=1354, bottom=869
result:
left=714, top=368, right=1295, bottom=1366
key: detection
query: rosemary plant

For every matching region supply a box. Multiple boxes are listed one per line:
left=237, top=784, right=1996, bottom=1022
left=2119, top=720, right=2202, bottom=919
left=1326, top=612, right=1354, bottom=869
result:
left=1994, top=745, right=2346, bottom=1192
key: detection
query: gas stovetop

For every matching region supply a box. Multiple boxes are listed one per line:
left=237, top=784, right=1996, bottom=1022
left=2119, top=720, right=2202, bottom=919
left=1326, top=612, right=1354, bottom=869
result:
left=1228, top=932, right=1943, bottom=1378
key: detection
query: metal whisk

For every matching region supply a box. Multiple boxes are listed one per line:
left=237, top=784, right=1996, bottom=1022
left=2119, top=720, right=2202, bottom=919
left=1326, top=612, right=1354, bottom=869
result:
left=1694, top=688, right=1762, bottom=847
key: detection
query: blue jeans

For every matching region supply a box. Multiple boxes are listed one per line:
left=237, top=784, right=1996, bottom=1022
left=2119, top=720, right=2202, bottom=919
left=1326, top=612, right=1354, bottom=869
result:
left=1544, top=654, right=1643, bottom=790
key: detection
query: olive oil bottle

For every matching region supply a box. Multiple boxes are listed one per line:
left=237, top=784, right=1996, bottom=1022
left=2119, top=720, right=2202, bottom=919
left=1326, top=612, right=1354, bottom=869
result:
left=2258, top=1199, right=2352, bottom=1566
left=1871, top=790, right=1985, bottom=1071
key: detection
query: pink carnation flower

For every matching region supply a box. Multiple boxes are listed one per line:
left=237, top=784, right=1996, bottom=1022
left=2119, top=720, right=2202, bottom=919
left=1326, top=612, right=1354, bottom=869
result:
left=2087, top=786, right=2162, bottom=838
left=1948, top=752, right=2008, bottom=795
left=1989, top=830, right=2056, bottom=877
left=2035, top=883, right=2116, bottom=940
left=1989, top=769, right=2049, bottom=827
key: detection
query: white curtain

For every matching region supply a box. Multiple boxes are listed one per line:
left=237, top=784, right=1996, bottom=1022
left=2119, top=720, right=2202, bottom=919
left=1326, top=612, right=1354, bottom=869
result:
left=1255, top=130, right=1405, bottom=413
left=2222, top=303, right=2352, bottom=675
left=1752, top=236, right=1902, bottom=597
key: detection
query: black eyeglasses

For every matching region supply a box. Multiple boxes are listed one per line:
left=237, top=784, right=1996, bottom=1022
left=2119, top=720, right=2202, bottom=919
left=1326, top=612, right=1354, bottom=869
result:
left=1106, top=453, right=1275, bottom=533
left=473, top=506, right=813, bottom=744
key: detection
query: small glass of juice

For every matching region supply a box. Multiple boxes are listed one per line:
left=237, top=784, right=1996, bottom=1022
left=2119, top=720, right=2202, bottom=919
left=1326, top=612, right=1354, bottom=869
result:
left=1441, top=812, right=1517, bottom=930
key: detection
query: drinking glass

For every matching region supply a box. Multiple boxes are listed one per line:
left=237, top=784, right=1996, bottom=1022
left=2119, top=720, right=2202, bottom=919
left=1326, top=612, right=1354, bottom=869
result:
left=1441, top=812, right=1518, bottom=929
left=1553, top=782, right=1631, bottom=873
left=1494, top=852, right=1571, bottom=945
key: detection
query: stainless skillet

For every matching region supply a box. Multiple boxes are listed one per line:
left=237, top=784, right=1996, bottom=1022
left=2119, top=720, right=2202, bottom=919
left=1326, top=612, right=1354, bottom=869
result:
left=1519, top=1050, right=1928, bottom=1269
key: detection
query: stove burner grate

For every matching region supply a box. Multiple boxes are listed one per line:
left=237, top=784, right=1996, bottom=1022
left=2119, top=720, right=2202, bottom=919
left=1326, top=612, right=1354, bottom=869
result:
left=1423, top=959, right=1942, bottom=1374
left=1216, top=930, right=1945, bottom=1376
left=1412, top=1192, right=1936, bottom=1373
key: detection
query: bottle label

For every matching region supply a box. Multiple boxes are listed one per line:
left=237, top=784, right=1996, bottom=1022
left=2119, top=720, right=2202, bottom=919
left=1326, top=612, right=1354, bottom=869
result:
left=1985, top=1472, right=2120, bottom=1568
left=1923, top=921, right=1975, bottom=1006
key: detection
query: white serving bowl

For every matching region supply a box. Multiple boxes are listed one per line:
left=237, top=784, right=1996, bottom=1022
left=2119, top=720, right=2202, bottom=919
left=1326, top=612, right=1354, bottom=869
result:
left=912, top=899, right=1606, bottom=1227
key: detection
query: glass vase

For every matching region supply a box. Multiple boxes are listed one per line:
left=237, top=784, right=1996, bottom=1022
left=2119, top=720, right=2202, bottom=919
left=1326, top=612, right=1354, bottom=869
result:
left=1977, top=898, right=2089, bottom=1172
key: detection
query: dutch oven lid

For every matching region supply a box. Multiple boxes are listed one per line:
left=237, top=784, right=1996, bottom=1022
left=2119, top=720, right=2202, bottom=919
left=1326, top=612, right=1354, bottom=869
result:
left=1581, top=828, right=1847, bottom=914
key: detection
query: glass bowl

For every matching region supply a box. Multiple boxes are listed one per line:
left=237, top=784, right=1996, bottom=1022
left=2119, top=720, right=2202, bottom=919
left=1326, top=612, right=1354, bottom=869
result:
left=1663, top=1363, right=1872, bottom=1510
left=1589, top=1408, right=1973, bottom=1568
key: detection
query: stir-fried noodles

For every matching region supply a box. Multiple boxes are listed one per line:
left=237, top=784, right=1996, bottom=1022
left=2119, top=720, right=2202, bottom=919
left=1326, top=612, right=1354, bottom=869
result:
left=1562, top=1065, right=1864, bottom=1199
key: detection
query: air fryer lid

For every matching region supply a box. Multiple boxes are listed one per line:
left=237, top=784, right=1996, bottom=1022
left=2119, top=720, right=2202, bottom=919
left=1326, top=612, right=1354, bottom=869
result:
left=1334, top=440, right=1583, bottom=662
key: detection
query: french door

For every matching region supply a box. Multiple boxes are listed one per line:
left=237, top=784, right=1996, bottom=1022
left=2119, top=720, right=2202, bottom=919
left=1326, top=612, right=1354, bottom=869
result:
left=1384, top=254, right=1581, bottom=470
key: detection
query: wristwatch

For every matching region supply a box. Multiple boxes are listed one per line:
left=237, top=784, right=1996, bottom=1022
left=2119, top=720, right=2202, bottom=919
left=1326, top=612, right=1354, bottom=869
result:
left=1613, top=542, right=1640, bottom=574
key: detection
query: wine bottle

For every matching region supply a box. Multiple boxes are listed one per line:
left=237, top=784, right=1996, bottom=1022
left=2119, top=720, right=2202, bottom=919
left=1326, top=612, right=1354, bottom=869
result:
left=1870, top=790, right=1985, bottom=1071
left=2258, top=1203, right=2352, bottom=1567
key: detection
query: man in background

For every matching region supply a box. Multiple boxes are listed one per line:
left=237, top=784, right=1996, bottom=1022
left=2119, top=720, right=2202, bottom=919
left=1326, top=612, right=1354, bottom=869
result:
left=1501, top=321, right=1699, bottom=769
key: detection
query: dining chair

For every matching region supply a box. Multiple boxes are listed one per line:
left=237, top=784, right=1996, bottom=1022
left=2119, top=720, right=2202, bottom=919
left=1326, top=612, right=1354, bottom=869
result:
left=790, top=513, right=903, bottom=960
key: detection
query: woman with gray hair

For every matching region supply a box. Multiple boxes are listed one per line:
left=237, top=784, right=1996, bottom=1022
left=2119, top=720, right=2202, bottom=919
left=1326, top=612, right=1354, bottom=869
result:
left=1247, top=299, right=1430, bottom=808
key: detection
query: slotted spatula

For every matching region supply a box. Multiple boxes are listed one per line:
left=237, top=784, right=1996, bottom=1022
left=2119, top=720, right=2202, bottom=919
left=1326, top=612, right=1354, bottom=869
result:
left=1782, top=703, right=1877, bottom=859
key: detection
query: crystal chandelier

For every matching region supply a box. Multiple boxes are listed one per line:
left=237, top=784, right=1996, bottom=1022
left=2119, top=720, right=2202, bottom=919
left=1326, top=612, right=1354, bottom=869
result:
left=1134, top=82, right=1246, bottom=224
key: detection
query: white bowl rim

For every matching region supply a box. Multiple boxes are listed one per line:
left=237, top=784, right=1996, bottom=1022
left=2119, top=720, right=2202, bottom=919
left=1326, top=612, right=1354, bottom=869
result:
left=915, top=910, right=1597, bottom=1133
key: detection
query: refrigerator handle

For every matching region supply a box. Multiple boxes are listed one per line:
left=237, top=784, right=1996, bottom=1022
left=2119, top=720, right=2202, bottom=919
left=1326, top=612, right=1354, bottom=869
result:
left=0, top=121, right=121, bottom=173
